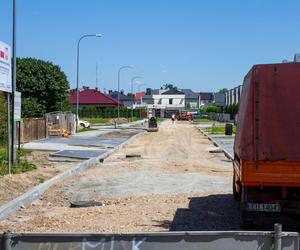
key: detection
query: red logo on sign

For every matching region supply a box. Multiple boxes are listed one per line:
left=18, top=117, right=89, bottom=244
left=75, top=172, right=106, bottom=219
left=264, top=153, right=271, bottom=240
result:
left=0, top=48, right=9, bottom=61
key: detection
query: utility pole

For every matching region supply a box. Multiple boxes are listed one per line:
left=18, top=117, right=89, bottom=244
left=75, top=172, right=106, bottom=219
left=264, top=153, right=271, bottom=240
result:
left=117, top=66, right=132, bottom=124
left=130, top=76, right=143, bottom=122
left=96, top=63, right=98, bottom=89
left=75, top=34, right=101, bottom=132
left=11, top=0, right=17, bottom=164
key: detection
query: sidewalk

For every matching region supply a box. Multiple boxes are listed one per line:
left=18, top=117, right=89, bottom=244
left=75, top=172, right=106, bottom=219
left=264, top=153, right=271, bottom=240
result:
left=196, top=123, right=234, bottom=160
left=22, top=120, right=147, bottom=159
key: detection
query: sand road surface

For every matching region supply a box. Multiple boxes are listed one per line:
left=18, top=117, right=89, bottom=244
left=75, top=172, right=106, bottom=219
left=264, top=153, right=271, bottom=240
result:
left=0, top=121, right=240, bottom=232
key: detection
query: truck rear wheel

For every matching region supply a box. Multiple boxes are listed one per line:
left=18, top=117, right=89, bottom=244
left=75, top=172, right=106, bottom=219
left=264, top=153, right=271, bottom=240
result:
left=233, top=171, right=241, bottom=201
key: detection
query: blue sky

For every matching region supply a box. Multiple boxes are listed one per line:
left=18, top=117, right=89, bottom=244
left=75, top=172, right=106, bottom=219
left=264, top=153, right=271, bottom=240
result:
left=1, top=0, right=300, bottom=93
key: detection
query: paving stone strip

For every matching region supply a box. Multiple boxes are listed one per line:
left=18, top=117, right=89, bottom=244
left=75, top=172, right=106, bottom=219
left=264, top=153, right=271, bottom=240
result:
left=197, top=126, right=234, bottom=160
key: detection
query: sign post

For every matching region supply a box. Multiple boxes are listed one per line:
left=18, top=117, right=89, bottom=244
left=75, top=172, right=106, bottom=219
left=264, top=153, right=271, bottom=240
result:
left=14, top=91, right=21, bottom=121
left=14, top=92, right=21, bottom=151
left=0, top=41, right=13, bottom=174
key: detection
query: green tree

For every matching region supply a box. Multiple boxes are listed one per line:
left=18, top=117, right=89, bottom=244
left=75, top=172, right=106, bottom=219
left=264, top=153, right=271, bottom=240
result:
left=127, top=93, right=135, bottom=99
left=22, top=98, right=46, bottom=117
left=225, top=103, right=239, bottom=114
left=218, top=88, right=228, bottom=94
left=185, top=101, right=191, bottom=111
left=16, top=58, right=70, bottom=117
left=162, top=83, right=177, bottom=90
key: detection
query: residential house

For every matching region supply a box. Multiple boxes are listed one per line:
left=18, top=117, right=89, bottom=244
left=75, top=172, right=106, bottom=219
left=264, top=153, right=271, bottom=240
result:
left=199, top=92, right=214, bottom=106
left=108, top=90, right=132, bottom=108
left=135, top=92, right=145, bottom=105
left=179, top=89, right=200, bottom=109
left=213, top=93, right=226, bottom=107
left=69, top=87, right=122, bottom=109
left=150, top=88, right=185, bottom=118
left=134, top=88, right=201, bottom=117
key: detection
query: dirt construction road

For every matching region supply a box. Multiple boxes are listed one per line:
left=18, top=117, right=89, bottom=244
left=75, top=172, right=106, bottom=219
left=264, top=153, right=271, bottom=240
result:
left=0, top=121, right=241, bottom=232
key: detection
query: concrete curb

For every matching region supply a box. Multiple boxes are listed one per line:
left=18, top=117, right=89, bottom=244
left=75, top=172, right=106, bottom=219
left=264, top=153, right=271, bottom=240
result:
left=0, top=130, right=147, bottom=221
left=196, top=126, right=234, bottom=160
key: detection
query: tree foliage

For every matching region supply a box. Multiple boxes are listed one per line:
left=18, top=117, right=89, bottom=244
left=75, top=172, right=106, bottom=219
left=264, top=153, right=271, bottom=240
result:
left=16, top=58, right=70, bottom=117
left=225, top=103, right=239, bottom=114
left=21, top=98, right=46, bottom=118
left=127, top=93, right=135, bottom=99
left=201, top=105, right=222, bottom=114
left=218, top=88, right=228, bottom=94
left=162, top=83, right=177, bottom=90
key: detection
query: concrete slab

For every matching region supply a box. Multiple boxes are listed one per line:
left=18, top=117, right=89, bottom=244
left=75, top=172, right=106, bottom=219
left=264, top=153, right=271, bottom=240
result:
left=52, top=149, right=107, bottom=159
left=23, top=129, right=140, bottom=151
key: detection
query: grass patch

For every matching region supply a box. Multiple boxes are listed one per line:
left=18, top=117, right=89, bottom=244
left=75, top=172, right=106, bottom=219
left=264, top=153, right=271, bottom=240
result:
left=36, top=176, right=45, bottom=183
left=78, top=127, right=97, bottom=133
left=82, top=118, right=111, bottom=125
left=82, top=117, right=142, bottom=125
left=193, top=117, right=214, bottom=123
left=0, top=147, right=37, bottom=176
left=204, top=125, right=237, bottom=134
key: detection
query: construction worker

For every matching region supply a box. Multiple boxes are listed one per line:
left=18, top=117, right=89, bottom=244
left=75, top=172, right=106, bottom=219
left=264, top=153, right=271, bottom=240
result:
left=171, top=113, right=175, bottom=124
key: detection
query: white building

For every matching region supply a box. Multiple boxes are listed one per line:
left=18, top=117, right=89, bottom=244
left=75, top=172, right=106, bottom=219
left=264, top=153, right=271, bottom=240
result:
left=146, top=88, right=185, bottom=118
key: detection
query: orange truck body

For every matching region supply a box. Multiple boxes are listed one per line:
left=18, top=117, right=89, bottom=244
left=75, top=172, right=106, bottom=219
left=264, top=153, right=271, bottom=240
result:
left=233, top=62, right=300, bottom=224
left=234, top=160, right=300, bottom=187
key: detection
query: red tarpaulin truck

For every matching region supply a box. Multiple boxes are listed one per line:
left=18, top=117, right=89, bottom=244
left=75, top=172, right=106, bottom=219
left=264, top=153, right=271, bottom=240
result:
left=233, top=62, right=300, bottom=227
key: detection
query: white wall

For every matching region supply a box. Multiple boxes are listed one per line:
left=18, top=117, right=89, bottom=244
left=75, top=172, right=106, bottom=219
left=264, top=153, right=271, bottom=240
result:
left=152, top=94, right=185, bottom=108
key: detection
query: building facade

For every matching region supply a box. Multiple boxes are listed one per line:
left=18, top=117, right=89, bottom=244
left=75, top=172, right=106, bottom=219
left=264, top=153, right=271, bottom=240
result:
left=225, top=85, right=243, bottom=106
left=108, top=90, right=132, bottom=108
left=199, top=92, right=214, bottom=106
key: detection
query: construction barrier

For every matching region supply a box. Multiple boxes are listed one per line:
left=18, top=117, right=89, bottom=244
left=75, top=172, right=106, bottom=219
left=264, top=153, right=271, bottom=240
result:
left=0, top=224, right=298, bottom=250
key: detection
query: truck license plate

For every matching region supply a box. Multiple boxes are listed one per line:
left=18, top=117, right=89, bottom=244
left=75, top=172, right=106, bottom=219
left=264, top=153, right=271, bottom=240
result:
left=246, top=203, right=281, bottom=212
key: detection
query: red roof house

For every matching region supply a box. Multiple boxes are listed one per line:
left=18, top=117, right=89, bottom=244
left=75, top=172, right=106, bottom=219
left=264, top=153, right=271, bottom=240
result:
left=69, top=88, right=123, bottom=107
left=135, top=92, right=145, bottom=101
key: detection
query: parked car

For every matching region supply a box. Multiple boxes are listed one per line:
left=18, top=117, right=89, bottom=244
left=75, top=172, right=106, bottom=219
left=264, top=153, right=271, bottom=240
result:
left=76, top=119, right=90, bottom=128
left=79, top=120, right=90, bottom=128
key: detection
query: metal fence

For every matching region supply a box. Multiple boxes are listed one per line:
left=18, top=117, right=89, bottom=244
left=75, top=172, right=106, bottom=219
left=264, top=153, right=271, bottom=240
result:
left=46, top=112, right=76, bottom=136
left=208, top=113, right=232, bottom=122
left=0, top=224, right=298, bottom=250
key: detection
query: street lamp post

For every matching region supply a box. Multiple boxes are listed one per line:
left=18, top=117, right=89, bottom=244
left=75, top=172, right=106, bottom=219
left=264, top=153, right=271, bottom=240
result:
left=117, top=66, right=132, bottom=124
left=131, top=76, right=143, bottom=122
left=76, top=33, right=101, bottom=132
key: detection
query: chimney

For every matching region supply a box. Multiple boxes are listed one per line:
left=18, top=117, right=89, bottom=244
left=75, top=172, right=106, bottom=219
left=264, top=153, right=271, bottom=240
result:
left=108, top=90, right=112, bottom=94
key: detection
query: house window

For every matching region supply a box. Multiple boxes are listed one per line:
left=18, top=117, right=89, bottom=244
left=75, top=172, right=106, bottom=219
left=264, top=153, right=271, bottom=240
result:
left=158, top=98, right=162, bottom=104
left=169, top=98, right=173, bottom=105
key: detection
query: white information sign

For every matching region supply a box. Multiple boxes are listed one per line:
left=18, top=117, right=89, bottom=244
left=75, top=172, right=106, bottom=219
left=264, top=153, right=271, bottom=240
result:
left=0, top=41, right=12, bottom=93
left=14, top=91, right=21, bottom=121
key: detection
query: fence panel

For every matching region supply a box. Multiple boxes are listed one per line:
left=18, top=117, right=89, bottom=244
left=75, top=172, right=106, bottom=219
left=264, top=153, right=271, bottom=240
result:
left=0, top=229, right=298, bottom=250
left=21, top=118, right=47, bottom=143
